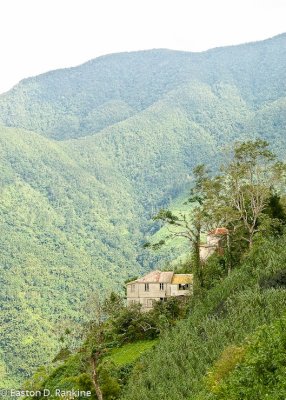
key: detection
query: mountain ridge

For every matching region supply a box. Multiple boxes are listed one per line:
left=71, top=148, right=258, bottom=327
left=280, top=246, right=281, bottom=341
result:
left=10, top=31, right=286, bottom=89
left=0, top=32, right=285, bottom=140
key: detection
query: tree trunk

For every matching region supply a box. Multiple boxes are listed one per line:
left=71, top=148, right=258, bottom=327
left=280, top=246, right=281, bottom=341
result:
left=249, top=230, right=254, bottom=248
left=91, top=356, right=103, bottom=400
left=192, top=221, right=204, bottom=293
left=226, top=232, right=232, bottom=275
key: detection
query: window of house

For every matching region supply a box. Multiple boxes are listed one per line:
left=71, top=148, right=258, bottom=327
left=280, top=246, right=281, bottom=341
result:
left=160, top=283, right=164, bottom=290
left=178, top=284, right=189, bottom=290
left=131, top=284, right=135, bottom=292
left=144, top=283, right=149, bottom=292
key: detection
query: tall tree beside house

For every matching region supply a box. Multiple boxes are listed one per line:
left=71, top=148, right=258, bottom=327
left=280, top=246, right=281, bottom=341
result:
left=222, top=139, right=286, bottom=248
left=148, top=164, right=222, bottom=293
left=148, top=140, right=286, bottom=292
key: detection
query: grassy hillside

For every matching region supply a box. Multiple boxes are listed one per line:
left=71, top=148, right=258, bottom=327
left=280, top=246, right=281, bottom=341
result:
left=0, top=34, right=285, bottom=384
left=122, top=237, right=286, bottom=399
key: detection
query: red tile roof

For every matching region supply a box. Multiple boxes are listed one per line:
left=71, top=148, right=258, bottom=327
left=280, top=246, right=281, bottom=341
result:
left=127, top=270, right=174, bottom=284
left=208, top=227, right=229, bottom=235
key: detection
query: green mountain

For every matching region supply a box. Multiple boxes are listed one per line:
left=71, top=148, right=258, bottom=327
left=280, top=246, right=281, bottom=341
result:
left=0, top=33, right=285, bottom=384
left=0, top=33, right=285, bottom=140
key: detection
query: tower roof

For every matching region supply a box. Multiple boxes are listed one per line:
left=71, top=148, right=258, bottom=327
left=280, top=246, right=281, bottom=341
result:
left=208, top=227, right=229, bottom=235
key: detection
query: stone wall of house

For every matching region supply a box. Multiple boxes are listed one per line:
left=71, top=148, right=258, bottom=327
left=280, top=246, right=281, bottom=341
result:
left=127, top=281, right=191, bottom=310
left=199, top=244, right=217, bottom=261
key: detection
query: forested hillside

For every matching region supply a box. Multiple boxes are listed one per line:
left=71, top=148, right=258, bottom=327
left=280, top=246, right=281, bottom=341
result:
left=0, top=33, right=285, bottom=385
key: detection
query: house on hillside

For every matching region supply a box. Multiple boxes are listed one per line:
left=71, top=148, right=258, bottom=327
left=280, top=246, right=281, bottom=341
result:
left=199, top=227, right=229, bottom=261
left=126, top=270, right=193, bottom=311
left=127, top=228, right=227, bottom=311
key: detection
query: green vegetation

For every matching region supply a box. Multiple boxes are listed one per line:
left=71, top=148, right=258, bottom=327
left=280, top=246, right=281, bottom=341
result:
left=23, top=293, right=186, bottom=400
left=106, top=340, right=157, bottom=366
left=0, top=33, right=285, bottom=385
left=149, top=139, right=286, bottom=293
left=22, top=139, right=286, bottom=399
left=205, top=316, right=286, bottom=399
left=0, top=125, right=149, bottom=385
left=24, top=231, right=286, bottom=399
left=122, top=237, right=286, bottom=399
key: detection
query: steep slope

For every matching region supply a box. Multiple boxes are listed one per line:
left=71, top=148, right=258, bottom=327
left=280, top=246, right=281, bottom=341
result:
left=0, top=126, right=146, bottom=384
left=122, top=238, right=286, bottom=400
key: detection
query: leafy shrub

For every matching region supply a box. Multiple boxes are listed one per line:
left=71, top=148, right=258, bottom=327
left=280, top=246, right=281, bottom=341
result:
left=207, top=315, right=286, bottom=399
left=259, top=269, right=286, bottom=289
left=52, top=348, right=72, bottom=362
left=98, top=360, right=121, bottom=399
left=111, top=304, right=159, bottom=342
left=202, top=255, right=227, bottom=290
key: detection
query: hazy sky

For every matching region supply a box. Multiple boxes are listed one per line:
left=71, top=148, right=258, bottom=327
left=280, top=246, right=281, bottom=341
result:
left=0, top=0, right=285, bottom=94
